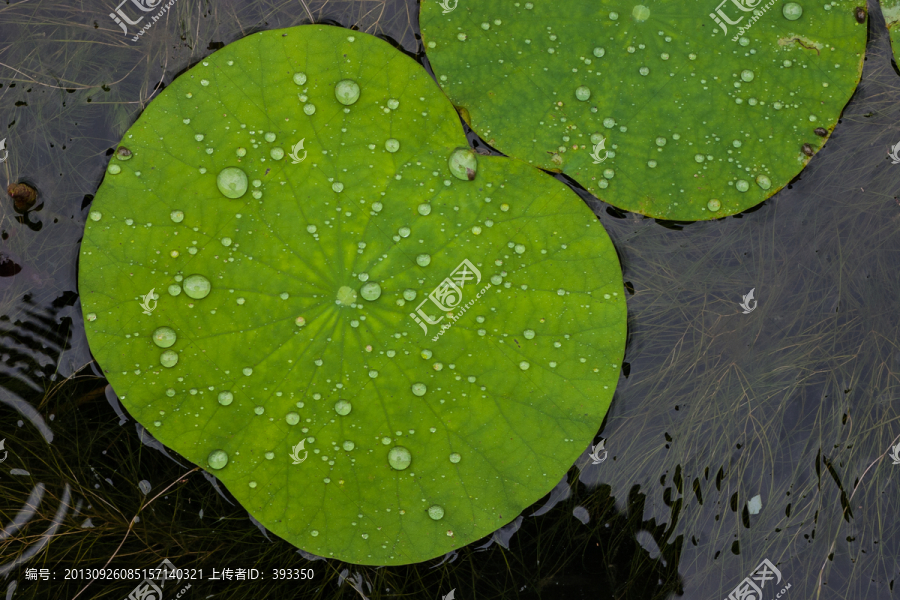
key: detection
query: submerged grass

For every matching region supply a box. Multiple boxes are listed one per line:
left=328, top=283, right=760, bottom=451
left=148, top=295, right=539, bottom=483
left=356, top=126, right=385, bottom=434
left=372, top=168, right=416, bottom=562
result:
left=2, top=0, right=900, bottom=598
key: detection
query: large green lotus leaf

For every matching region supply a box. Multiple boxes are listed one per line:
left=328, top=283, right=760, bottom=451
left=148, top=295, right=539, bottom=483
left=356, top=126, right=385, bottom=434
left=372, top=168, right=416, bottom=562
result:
left=420, top=0, right=866, bottom=220
left=78, top=25, right=626, bottom=565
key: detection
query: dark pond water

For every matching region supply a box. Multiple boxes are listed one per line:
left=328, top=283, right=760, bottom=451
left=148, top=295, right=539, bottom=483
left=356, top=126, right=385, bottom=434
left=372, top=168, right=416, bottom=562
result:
left=1, top=0, right=900, bottom=598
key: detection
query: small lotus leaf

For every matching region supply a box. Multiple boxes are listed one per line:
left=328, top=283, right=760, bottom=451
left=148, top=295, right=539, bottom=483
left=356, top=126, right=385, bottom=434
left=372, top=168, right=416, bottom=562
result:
left=420, top=0, right=866, bottom=220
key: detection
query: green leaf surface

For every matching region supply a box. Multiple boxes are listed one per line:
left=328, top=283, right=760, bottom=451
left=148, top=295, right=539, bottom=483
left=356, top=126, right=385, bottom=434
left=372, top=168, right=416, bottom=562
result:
left=884, top=0, right=900, bottom=63
left=79, top=25, right=627, bottom=565
left=420, top=0, right=866, bottom=220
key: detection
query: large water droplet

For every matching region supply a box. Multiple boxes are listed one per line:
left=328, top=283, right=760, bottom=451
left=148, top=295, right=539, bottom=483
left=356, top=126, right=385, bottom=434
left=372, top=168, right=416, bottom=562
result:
left=217, top=391, right=233, bottom=406
left=632, top=5, right=650, bottom=21
left=388, top=446, right=411, bottom=470
left=448, top=148, right=478, bottom=180
left=707, top=199, right=721, bottom=212
left=334, top=400, right=352, bottom=415
left=183, top=274, right=211, bottom=299
left=334, top=79, right=360, bottom=105
left=385, top=138, right=400, bottom=153
left=216, top=167, right=248, bottom=199
left=575, top=86, right=591, bottom=101
left=449, top=453, right=461, bottom=463
left=782, top=2, right=802, bottom=20
left=152, top=326, right=177, bottom=348
left=756, top=175, right=772, bottom=190
left=286, top=412, right=300, bottom=425
left=427, top=505, right=445, bottom=520
left=740, top=69, right=755, bottom=82
left=411, top=383, right=427, bottom=396
left=170, top=210, right=184, bottom=223
left=343, top=440, right=355, bottom=451
left=293, top=72, right=307, bottom=85
left=360, top=282, right=382, bottom=301
left=208, top=449, right=228, bottom=470
left=160, top=350, right=178, bottom=368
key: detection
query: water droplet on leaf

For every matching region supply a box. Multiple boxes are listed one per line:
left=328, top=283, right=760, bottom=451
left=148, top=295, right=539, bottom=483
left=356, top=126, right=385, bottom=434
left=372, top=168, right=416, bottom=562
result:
left=160, top=350, right=178, bottom=368
left=152, top=326, right=177, bottom=348
left=216, top=167, right=248, bottom=199
left=448, top=147, right=478, bottom=180
left=782, top=2, right=803, bottom=20
left=208, top=449, right=228, bottom=470
left=183, top=274, right=211, bottom=299
left=360, top=282, right=382, bottom=301
left=388, top=446, right=412, bottom=470
left=334, top=79, right=361, bottom=105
